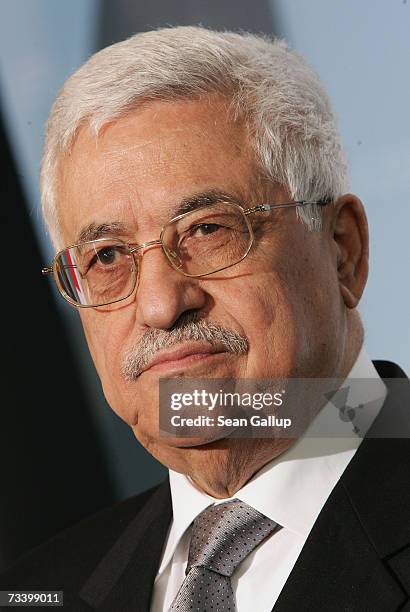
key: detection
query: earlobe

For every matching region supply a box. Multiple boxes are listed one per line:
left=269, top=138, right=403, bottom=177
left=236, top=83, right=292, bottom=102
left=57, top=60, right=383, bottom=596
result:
left=337, top=258, right=358, bottom=308
left=339, top=283, right=359, bottom=309
left=332, top=194, right=369, bottom=309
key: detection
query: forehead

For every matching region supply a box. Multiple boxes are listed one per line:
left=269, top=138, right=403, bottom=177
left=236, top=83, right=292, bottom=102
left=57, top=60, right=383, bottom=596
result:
left=56, top=96, right=259, bottom=246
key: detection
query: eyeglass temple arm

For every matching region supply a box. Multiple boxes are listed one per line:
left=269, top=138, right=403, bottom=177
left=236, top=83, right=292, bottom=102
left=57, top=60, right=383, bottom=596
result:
left=244, top=199, right=331, bottom=215
left=42, top=267, right=53, bottom=275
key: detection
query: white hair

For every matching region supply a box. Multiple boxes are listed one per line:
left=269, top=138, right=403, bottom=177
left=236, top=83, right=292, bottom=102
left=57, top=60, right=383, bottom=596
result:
left=41, top=25, right=349, bottom=246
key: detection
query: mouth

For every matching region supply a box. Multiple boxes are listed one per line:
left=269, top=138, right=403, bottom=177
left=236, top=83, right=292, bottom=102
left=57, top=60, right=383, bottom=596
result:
left=141, top=342, right=226, bottom=375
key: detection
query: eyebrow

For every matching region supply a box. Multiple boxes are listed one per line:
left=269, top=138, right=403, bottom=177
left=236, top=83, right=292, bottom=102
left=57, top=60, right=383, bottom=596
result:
left=75, top=189, right=242, bottom=244
left=76, top=222, right=129, bottom=244
left=174, top=189, right=242, bottom=216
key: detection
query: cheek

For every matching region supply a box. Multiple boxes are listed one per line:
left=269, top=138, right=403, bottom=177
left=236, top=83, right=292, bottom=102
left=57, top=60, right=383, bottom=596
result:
left=213, top=251, right=336, bottom=378
left=247, top=275, right=301, bottom=374
left=209, top=269, right=300, bottom=376
left=80, top=310, right=137, bottom=417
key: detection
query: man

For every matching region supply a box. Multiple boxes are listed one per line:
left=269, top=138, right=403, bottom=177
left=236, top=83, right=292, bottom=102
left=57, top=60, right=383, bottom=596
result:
left=1, top=26, right=409, bottom=611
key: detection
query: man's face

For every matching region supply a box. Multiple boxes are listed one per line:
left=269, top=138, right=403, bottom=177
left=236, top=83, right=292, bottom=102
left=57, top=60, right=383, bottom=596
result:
left=56, top=96, right=345, bottom=467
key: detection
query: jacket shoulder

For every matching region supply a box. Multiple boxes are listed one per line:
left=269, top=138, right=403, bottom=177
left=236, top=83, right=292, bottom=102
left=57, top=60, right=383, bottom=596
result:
left=0, top=482, right=164, bottom=590
left=373, top=359, right=408, bottom=379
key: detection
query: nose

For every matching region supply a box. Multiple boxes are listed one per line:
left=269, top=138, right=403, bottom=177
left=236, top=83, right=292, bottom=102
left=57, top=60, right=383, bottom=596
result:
left=134, top=244, right=207, bottom=330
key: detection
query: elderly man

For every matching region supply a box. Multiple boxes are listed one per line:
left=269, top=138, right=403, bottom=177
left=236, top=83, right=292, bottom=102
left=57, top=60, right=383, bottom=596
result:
left=1, top=26, right=409, bottom=612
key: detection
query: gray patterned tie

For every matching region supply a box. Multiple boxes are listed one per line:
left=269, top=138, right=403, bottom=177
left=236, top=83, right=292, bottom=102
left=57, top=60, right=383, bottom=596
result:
left=170, top=499, right=277, bottom=612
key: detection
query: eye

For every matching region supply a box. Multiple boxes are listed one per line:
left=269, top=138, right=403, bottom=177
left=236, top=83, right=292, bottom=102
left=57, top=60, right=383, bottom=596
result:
left=98, top=246, right=118, bottom=265
left=191, top=223, right=222, bottom=236
left=86, top=245, right=122, bottom=272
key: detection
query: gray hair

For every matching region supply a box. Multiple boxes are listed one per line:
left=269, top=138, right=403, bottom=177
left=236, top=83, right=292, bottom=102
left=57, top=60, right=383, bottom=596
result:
left=41, top=25, right=349, bottom=246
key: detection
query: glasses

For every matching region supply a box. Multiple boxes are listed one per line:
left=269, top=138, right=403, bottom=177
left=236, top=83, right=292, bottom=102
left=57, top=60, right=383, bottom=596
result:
left=42, top=199, right=329, bottom=308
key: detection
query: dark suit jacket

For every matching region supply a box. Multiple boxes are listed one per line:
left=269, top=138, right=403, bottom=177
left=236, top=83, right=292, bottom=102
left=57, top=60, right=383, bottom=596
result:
left=1, top=361, right=409, bottom=611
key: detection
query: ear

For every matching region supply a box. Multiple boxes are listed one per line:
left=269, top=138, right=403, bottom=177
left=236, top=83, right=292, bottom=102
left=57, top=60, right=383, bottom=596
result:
left=331, top=194, right=369, bottom=309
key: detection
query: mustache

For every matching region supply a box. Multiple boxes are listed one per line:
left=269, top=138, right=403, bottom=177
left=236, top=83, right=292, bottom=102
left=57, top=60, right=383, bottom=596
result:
left=121, top=312, right=248, bottom=381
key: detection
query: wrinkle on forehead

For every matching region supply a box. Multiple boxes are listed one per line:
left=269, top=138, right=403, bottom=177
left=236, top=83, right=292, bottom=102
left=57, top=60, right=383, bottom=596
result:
left=56, top=96, right=261, bottom=246
left=60, top=96, right=249, bottom=186
left=98, top=126, right=192, bottom=159
left=96, top=96, right=246, bottom=154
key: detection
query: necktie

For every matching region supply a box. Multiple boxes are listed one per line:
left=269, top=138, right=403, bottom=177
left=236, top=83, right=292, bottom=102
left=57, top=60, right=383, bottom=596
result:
left=170, top=499, right=277, bottom=612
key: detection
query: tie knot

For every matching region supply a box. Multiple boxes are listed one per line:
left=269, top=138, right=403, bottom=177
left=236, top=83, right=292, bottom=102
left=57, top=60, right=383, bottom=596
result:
left=186, top=499, right=276, bottom=577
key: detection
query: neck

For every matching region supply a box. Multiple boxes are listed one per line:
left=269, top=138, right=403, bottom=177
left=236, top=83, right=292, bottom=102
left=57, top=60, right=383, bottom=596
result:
left=186, top=438, right=294, bottom=498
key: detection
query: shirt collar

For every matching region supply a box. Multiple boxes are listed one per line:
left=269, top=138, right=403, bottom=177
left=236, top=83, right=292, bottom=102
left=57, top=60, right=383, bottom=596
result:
left=157, top=347, right=386, bottom=576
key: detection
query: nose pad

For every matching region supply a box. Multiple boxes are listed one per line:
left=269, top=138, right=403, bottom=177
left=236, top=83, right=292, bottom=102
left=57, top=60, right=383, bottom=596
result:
left=166, top=248, right=183, bottom=269
left=131, top=254, right=141, bottom=294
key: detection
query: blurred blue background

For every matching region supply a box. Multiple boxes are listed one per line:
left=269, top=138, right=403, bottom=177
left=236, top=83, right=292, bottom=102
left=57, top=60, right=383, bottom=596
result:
left=0, top=0, right=408, bottom=569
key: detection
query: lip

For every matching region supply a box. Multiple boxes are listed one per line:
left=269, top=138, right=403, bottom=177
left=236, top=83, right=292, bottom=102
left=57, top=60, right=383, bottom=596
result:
left=141, top=342, right=223, bottom=374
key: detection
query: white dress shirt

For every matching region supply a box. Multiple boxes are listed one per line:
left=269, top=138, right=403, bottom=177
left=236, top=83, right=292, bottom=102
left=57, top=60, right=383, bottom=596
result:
left=150, top=348, right=386, bottom=612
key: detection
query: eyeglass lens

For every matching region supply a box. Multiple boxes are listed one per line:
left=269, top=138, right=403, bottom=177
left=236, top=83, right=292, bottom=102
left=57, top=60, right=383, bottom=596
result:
left=55, top=240, right=137, bottom=306
left=55, top=202, right=252, bottom=307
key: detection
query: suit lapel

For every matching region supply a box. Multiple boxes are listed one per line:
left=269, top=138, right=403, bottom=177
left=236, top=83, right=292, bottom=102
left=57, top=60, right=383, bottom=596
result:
left=272, top=479, right=406, bottom=611
left=80, top=479, right=172, bottom=611
left=274, top=363, right=410, bottom=611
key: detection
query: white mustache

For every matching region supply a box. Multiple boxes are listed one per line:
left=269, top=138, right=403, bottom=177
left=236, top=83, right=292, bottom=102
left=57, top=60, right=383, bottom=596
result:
left=121, top=313, right=248, bottom=380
